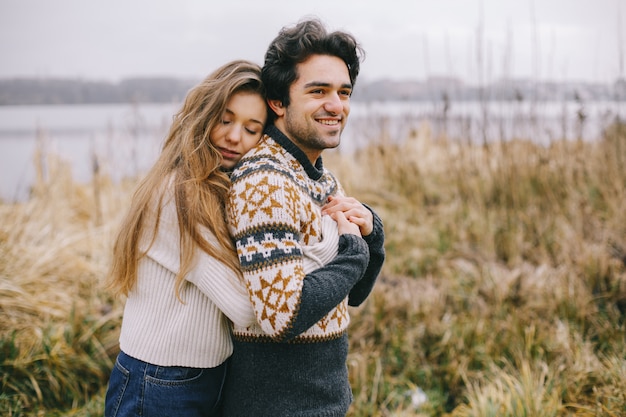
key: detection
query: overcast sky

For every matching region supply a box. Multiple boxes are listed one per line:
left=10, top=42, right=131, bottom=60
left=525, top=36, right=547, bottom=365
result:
left=1, top=0, right=624, bottom=84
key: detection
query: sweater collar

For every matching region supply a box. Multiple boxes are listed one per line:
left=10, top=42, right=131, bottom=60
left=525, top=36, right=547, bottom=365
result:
left=265, top=124, right=324, bottom=180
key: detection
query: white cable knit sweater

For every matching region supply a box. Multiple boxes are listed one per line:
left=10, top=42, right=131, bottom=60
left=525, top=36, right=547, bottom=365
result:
left=118, top=185, right=339, bottom=368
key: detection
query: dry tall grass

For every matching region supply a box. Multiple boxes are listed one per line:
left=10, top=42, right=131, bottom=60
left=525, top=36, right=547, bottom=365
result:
left=328, top=121, right=626, bottom=416
left=1, top=153, right=129, bottom=415
left=1, top=120, right=625, bottom=416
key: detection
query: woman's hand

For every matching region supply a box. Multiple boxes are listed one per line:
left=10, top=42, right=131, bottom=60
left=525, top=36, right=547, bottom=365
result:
left=322, top=195, right=373, bottom=237
left=331, top=210, right=361, bottom=237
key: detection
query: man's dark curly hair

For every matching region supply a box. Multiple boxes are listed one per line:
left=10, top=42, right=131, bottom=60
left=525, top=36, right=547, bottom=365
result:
left=262, top=18, right=365, bottom=120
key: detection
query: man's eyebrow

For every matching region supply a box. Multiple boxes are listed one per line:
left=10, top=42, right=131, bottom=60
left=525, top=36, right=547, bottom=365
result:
left=303, top=81, right=353, bottom=89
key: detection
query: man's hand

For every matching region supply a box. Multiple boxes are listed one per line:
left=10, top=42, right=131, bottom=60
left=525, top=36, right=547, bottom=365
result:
left=322, top=195, right=373, bottom=237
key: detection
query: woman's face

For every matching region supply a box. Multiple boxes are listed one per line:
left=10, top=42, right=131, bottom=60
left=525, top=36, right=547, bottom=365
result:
left=210, top=91, right=267, bottom=170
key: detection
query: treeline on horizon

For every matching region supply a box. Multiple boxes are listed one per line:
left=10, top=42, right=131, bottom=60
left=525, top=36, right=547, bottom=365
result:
left=0, top=76, right=625, bottom=106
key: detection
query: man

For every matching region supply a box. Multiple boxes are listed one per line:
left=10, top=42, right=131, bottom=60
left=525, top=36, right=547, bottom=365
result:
left=223, top=18, right=385, bottom=416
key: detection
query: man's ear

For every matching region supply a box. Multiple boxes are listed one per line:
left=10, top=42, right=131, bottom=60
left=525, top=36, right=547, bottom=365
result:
left=268, top=99, right=285, bottom=117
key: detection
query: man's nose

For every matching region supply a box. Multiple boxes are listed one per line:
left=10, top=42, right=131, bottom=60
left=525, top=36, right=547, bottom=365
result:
left=324, top=92, right=343, bottom=114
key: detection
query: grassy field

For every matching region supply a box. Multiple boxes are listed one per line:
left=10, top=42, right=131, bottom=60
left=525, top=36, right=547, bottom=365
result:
left=1, top=119, right=625, bottom=416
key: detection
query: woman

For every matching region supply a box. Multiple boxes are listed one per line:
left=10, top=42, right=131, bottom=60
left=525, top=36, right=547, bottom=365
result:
left=104, top=60, right=269, bottom=417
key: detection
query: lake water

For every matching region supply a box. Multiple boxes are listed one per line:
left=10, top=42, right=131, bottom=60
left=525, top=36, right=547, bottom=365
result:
left=1, top=100, right=624, bottom=202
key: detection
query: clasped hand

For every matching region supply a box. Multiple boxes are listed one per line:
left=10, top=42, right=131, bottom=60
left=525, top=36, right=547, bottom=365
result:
left=321, top=195, right=373, bottom=237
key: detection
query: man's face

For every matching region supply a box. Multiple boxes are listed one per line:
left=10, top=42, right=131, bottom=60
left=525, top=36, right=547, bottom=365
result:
left=273, top=54, right=352, bottom=163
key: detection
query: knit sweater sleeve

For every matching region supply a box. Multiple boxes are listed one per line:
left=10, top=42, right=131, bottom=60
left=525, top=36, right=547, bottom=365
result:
left=144, top=195, right=256, bottom=328
left=287, top=206, right=384, bottom=336
left=348, top=205, right=385, bottom=306
left=283, top=234, right=369, bottom=339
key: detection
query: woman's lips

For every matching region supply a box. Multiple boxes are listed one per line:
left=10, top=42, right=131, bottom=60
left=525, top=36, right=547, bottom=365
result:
left=219, top=148, right=239, bottom=159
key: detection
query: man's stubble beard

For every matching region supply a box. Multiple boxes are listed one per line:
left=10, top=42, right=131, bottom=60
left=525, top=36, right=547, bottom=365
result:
left=283, top=109, right=343, bottom=152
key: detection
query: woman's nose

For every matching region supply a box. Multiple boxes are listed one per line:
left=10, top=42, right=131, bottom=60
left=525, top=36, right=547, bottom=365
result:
left=226, top=124, right=242, bottom=143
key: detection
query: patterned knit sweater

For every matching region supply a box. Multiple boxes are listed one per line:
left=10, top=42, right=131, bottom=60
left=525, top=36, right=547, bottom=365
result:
left=222, top=125, right=386, bottom=416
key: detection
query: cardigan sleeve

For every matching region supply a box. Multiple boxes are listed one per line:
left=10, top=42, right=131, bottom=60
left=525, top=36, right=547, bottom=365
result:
left=144, top=195, right=256, bottom=328
left=186, top=227, right=256, bottom=328
left=301, top=214, right=340, bottom=270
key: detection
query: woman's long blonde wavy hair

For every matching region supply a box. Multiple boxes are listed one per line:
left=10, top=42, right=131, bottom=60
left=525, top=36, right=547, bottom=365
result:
left=106, top=60, right=265, bottom=301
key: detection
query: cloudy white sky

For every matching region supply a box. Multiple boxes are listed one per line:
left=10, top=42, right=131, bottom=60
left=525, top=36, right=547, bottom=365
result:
left=1, top=0, right=624, bottom=84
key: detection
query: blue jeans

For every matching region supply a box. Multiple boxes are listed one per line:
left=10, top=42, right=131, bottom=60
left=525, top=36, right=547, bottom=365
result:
left=105, top=351, right=227, bottom=417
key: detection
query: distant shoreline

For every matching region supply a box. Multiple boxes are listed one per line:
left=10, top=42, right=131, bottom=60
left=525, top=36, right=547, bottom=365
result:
left=1, top=76, right=624, bottom=106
